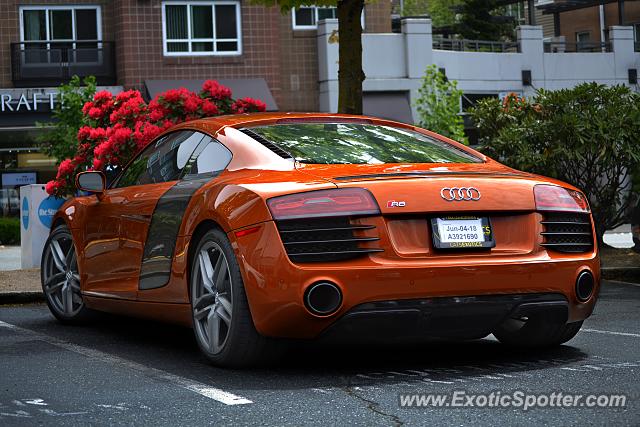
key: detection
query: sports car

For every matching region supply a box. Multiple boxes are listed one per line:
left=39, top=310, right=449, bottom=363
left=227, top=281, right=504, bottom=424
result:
left=43, top=113, right=599, bottom=367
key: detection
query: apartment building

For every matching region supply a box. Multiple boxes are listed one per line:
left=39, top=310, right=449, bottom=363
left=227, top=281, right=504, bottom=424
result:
left=0, top=0, right=390, bottom=214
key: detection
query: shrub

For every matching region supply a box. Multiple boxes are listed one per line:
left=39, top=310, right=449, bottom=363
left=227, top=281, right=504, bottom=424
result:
left=0, top=217, right=20, bottom=245
left=38, top=76, right=97, bottom=163
left=45, top=80, right=267, bottom=197
left=415, top=64, right=467, bottom=144
left=471, top=83, right=640, bottom=243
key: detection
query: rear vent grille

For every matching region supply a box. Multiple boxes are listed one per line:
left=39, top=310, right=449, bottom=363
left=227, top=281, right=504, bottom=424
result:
left=276, top=217, right=383, bottom=263
left=240, top=129, right=293, bottom=159
left=540, top=212, right=593, bottom=253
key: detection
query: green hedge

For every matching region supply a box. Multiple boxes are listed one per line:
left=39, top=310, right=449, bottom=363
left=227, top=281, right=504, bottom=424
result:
left=0, top=217, right=20, bottom=245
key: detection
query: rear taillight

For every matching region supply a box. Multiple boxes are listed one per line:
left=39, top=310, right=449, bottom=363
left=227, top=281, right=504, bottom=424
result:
left=267, top=188, right=380, bottom=220
left=534, top=184, right=590, bottom=213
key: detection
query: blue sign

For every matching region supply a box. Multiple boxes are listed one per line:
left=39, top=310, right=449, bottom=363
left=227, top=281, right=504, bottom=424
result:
left=38, top=197, right=65, bottom=228
left=22, top=197, right=29, bottom=230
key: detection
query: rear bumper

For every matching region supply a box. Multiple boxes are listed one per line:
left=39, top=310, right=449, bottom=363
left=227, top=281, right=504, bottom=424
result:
left=232, top=221, right=600, bottom=339
left=320, top=293, right=569, bottom=342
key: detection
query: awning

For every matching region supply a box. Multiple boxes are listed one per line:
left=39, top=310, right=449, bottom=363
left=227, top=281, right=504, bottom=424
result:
left=537, top=0, right=621, bottom=15
left=144, top=79, right=278, bottom=111
left=363, top=91, right=413, bottom=124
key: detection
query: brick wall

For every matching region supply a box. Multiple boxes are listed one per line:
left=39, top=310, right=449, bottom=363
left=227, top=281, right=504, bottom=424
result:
left=1, top=0, right=393, bottom=111
left=277, top=2, right=392, bottom=112
left=559, top=2, right=640, bottom=43
left=364, top=0, right=392, bottom=33
left=278, top=15, right=318, bottom=112
left=112, top=0, right=283, bottom=107
left=0, top=0, right=114, bottom=88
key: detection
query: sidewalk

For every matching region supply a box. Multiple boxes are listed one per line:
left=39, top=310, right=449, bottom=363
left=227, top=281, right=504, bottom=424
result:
left=0, top=268, right=43, bottom=303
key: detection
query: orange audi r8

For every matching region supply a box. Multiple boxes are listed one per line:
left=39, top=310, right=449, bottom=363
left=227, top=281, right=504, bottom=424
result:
left=42, top=113, right=599, bottom=366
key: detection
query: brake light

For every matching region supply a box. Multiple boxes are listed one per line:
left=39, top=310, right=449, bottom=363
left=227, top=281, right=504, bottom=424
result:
left=534, top=184, right=590, bottom=213
left=267, top=188, right=380, bottom=220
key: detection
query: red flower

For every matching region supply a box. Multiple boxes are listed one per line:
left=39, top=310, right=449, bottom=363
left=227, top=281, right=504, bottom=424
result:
left=201, top=100, right=219, bottom=116
left=92, top=158, right=104, bottom=170
left=82, top=101, right=94, bottom=115
left=202, top=80, right=232, bottom=101
left=88, top=107, right=103, bottom=119
left=56, top=159, right=75, bottom=179
left=89, top=127, right=107, bottom=141
left=93, top=90, right=113, bottom=103
left=45, top=180, right=56, bottom=195
left=231, top=97, right=267, bottom=114
left=162, top=88, right=188, bottom=104
left=183, top=96, right=201, bottom=113
left=115, top=90, right=140, bottom=103
left=77, top=126, right=92, bottom=142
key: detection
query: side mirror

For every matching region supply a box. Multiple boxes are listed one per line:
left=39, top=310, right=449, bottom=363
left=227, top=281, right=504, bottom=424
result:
left=76, top=171, right=106, bottom=194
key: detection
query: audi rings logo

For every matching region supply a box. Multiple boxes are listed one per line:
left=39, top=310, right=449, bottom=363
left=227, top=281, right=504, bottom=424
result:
left=440, top=187, right=481, bottom=201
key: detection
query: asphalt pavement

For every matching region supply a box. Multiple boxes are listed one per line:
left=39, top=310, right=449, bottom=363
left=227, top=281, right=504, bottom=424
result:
left=0, top=281, right=639, bottom=426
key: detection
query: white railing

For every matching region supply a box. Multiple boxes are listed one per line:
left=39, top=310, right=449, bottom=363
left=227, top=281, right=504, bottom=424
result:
left=317, top=19, right=640, bottom=119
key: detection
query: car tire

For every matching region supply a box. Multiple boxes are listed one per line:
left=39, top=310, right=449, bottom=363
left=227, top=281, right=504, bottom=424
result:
left=493, top=316, right=583, bottom=348
left=41, top=224, right=94, bottom=324
left=189, top=228, right=283, bottom=367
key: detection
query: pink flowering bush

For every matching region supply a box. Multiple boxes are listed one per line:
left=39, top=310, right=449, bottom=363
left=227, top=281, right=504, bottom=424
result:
left=46, top=80, right=266, bottom=197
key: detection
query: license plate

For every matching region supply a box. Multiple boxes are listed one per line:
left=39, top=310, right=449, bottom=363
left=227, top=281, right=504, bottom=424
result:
left=430, top=216, right=495, bottom=250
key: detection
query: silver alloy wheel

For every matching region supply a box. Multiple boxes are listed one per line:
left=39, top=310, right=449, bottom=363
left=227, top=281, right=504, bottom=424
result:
left=192, top=241, right=233, bottom=355
left=42, top=231, right=83, bottom=317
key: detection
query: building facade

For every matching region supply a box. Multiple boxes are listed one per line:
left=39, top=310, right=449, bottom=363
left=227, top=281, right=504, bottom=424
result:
left=0, top=0, right=390, bottom=217
left=536, top=0, right=640, bottom=48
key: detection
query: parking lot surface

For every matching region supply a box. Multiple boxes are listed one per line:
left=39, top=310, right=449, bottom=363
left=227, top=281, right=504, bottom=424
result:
left=0, top=281, right=638, bottom=426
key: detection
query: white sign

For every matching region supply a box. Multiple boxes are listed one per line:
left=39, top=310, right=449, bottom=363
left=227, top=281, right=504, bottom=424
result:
left=2, top=172, right=37, bottom=186
left=437, top=218, right=484, bottom=243
left=0, top=92, right=58, bottom=113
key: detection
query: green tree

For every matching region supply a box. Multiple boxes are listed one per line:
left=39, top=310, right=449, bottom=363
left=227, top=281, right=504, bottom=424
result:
left=471, top=83, right=640, bottom=243
left=414, top=64, right=466, bottom=144
left=37, top=75, right=97, bottom=162
left=426, top=0, right=461, bottom=27
left=255, top=0, right=364, bottom=114
left=401, top=0, right=429, bottom=17
left=455, top=0, right=514, bottom=40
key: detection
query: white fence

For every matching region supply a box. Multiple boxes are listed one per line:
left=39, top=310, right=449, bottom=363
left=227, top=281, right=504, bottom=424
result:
left=317, top=18, right=640, bottom=122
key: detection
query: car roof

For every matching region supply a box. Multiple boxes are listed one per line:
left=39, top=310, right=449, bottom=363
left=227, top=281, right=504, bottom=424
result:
left=170, top=112, right=415, bottom=135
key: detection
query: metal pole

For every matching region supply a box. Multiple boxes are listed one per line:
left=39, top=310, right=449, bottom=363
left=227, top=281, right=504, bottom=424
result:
left=527, top=0, right=536, bottom=25
left=618, top=0, right=625, bottom=25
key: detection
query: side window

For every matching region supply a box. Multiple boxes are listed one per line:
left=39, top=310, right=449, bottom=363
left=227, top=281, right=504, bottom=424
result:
left=114, top=130, right=204, bottom=188
left=184, top=137, right=232, bottom=178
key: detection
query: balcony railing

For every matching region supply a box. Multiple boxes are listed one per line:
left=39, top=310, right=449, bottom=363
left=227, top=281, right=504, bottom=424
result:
left=11, top=41, right=116, bottom=87
left=433, top=38, right=520, bottom=53
left=544, top=41, right=612, bottom=53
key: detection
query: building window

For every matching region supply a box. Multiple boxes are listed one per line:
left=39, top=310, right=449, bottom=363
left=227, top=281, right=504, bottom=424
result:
left=19, top=6, right=101, bottom=45
left=634, top=23, right=640, bottom=43
left=162, top=1, right=241, bottom=56
left=575, top=31, right=591, bottom=44
left=291, top=6, right=364, bottom=30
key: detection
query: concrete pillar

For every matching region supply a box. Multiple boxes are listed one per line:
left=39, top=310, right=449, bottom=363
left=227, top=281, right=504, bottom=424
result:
left=609, top=26, right=637, bottom=84
left=317, top=19, right=339, bottom=112
left=401, top=18, right=432, bottom=79
left=517, top=25, right=544, bottom=96
left=548, top=36, right=566, bottom=53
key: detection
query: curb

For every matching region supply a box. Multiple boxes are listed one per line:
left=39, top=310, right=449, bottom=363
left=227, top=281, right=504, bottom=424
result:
left=0, top=291, right=45, bottom=305
left=601, top=267, right=640, bottom=284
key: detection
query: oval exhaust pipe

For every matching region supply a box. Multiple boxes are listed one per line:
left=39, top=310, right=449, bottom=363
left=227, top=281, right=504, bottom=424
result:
left=304, top=282, right=342, bottom=316
left=576, top=270, right=595, bottom=302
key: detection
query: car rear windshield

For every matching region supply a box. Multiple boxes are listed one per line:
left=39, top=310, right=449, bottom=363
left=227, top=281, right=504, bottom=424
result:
left=246, top=123, right=481, bottom=164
